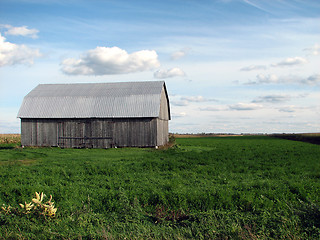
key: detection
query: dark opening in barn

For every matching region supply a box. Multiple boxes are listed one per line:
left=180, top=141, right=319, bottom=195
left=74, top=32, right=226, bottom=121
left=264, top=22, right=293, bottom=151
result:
left=17, top=81, right=170, bottom=148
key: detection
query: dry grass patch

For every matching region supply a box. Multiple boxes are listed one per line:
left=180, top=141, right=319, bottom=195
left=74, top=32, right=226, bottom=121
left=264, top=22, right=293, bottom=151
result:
left=0, top=159, right=37, bottom=166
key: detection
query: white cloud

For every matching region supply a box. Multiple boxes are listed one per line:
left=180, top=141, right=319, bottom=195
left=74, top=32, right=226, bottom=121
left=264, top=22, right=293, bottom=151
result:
left=3, top=25, right=39, bottom=39
left=271, top=57, right=307, bottom=67
left=171, top=48, right=190, bottom=60
left=154, top=67, right=185, bottom=79
left=247, top=73, right=279, bottom=84
left=61, top=46, right=160, bottom=75
left=0, top=33, right=41, bottom=67
left=304, top=43, right=320, bottom=56
left=229, top=103, right=263, bottom=111
left=240, top=65, right=267, bottom=71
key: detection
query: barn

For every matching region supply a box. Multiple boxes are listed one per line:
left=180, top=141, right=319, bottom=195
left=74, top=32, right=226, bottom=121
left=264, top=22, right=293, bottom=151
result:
left=17, top=81, right=170, bottom=148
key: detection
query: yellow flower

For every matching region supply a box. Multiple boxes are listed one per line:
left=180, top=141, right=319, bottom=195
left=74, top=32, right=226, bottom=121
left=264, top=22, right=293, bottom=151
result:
left=43, top=204, right=57, bottom=217
left=32, top=192, right=44, bottom=204
left=18, top=192, right=57, bottom=217
left=1, top=205, right=12, bottom=214
left=19, top=202, right=34, bottom=212
left=25, top=202, right=34, bottom=211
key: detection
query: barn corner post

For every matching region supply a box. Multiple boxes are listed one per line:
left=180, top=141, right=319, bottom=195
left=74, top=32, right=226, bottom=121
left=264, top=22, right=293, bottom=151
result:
left=17, top=81, right=171, bottom=148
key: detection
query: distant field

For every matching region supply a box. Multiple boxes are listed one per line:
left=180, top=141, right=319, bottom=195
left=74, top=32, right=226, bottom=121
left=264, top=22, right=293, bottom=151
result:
left=173, top=133, right=243, bottom=138
left=174, top=133, right=320, bottom=145
left=0, top=134, right=20, bottom=145
left=0, top=136, right=320, bottom=239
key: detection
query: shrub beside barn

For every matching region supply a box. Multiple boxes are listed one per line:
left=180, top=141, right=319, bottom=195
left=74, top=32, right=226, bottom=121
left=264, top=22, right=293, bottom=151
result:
left=17, top=81, right=170, bottom=148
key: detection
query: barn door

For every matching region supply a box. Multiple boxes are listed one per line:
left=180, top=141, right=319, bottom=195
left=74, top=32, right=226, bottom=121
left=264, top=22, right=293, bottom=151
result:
left=91, top=120, right=113, bottom=148
left=57, top=120, right=89, bottom=148
left=57, top=119, right=113, bottom=148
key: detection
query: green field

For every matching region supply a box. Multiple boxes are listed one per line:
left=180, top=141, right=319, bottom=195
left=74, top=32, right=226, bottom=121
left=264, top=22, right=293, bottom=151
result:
left=0, top=136, right=320, bottom=239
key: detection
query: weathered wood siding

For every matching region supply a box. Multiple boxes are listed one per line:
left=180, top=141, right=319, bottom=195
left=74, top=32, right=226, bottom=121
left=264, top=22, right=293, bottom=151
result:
left=159, top=88, right=169, bottom=121
left=21, top=119, right=58, bottom=147
left=157, top=119, right=169, bottom=146
left=21, top=118, right=159, bottom=148
left=113, top=118, right=157, bottom=147
left=156, top=88, right=169, bottom=145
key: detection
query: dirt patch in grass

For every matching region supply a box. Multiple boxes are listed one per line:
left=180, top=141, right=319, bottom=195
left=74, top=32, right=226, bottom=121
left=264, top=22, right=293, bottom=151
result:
left=0, top=159, right=37, bottom=166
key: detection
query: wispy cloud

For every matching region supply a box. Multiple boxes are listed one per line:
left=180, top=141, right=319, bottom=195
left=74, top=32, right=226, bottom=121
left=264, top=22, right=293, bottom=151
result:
left=154, top=67, right=185, bottom=79
left=271, top=57, right=307, bottom=67
left=229, top=102, right=263, bottom=111
left=301, top=74, right=320, bottom=85
left=172, top=95, right=217, bottom=107
left=252, top=94, right=291, bottom=103
left=1, top=24, right=39, bottom=39
left=61, top=46, right=160, bottom=75
left=199, top=106, right=227, bottom=111
left=200, top=103, right=263, bottom=111
left=242, top=0, right=271, bottom=14
left=171, top=100, right=189, bottom=106
left=246, top=74, right=279, bottom=85
left=240, top=65, right=267, bottom=71
left=0, top=33, right=41, bottom=67
left=181, top=96, right=217, bottom=102
left=246, top=73, right=320, bottom=85
left=303, top=43, right=320, bottom=56
left=240, top=55, right=309, bottom=72
left=278, top=105, right=296, bottom=113
left=171, top=48, right=190, bottom=60
left=171, top=112, right=187, bottom=118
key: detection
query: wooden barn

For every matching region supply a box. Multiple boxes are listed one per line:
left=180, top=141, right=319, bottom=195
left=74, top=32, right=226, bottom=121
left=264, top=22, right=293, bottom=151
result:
left=17, top=81, right=170, bottom=148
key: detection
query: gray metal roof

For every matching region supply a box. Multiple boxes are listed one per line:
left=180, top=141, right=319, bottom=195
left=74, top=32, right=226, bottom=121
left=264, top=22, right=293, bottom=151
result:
left=17, top=81, right=170, bottom=119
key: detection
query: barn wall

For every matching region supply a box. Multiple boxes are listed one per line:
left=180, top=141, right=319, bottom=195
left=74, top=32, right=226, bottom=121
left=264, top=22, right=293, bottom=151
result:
left=21, top=119, right=58, bottom=147
left=156, top=119, right=169, bottom=146
left=113, top=118, right=157, bottom=147
left=21, top=118, right=160, bottom=148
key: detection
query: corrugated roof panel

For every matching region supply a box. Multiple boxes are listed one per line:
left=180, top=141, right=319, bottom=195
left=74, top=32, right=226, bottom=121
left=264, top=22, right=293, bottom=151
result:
left=17, top=81, right=168, bottom=119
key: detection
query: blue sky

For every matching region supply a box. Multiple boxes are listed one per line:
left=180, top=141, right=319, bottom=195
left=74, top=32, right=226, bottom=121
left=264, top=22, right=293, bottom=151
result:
left=1, top=0, right=319, bottom=133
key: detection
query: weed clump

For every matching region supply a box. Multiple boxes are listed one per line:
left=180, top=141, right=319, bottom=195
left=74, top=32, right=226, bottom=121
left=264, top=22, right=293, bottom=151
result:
left=158, top=134, right=177, bottom=150
left=1, top=192, right=57, bottom=218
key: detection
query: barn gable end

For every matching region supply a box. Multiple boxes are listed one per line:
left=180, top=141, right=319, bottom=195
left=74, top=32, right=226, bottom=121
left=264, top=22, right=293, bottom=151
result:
left=18, top=81, right=170, bottom=148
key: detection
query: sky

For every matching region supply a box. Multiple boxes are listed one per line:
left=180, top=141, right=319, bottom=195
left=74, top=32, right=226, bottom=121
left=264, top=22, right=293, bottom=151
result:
left=0, top=0, right=319, bottom=134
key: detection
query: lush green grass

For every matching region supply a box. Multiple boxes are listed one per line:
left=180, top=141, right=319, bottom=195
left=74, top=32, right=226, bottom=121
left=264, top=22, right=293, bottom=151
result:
left=0, top=136, right=320, bottom=239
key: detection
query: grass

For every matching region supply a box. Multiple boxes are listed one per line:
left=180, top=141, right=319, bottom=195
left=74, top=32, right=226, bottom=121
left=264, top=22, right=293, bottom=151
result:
left=272, top=133, right=320, bottom=145
left=0, top=136, right=320, bottom=239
